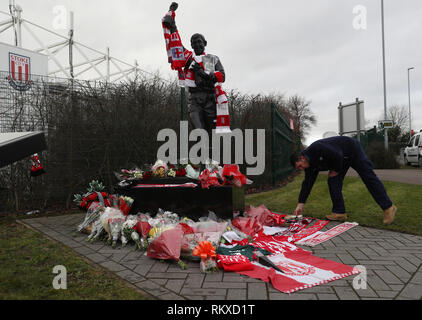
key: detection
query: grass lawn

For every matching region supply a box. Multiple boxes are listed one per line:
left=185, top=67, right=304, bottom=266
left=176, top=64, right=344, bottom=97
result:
left=246, top=172, right=422, bottom=235
left=0, top=216, right=149, bottom=300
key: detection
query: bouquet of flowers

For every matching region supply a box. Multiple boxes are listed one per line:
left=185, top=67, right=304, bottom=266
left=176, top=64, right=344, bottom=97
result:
left=147, top=224, right=186, bottom=269
left=244, top=204, right=286, bottom=227
left=86, top=218, right=106, bottom=243
left=176, top=168, right=187, bottom=177
left=147, top=209, right=179, bottom=233
left=109, top=217, right=125, bottom=248
left=221, top=164, right=252, bottom=188
left=192, top=241, right=218, bottom=273
left=101, top=207, right=125, bottom=248
left=121, top=215, right=143, bottom=249
left=152, top=160, right=168, bottom=178
left=73, top=180, right=115, bottom=210
left=77, top=201, right=105, bottom=234
left=118, top=195, right=134, bottom=216
left=167, top=167, right=177, bottom=178
left=185, top=164, right=200, bottom=179
left=134, top=214, right=152, bottom=248
left=114, top=167, right=144, bottom=181
left=180, top=221, right=228, bottom=261
left=199, top=169, right=223, bottom=189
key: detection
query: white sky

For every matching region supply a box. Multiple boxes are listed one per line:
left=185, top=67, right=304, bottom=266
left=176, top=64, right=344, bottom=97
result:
left=1, top=0, right=421, bottom=146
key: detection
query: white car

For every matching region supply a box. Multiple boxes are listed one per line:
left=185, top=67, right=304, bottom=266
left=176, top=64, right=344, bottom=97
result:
left=404, top=131, right=422, bottom=167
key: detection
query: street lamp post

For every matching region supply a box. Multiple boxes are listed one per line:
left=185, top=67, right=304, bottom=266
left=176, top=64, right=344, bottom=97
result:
left=381, top=0, right=388, bottom=150
left=408, top=67, right=415, bottom=137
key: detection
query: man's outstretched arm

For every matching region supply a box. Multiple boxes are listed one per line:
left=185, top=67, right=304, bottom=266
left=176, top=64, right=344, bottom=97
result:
left=294, top=168, right=319, bottom=215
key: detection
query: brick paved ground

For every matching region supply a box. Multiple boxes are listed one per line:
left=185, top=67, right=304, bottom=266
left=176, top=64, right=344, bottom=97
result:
left=20, top=214, right=422, bottom=300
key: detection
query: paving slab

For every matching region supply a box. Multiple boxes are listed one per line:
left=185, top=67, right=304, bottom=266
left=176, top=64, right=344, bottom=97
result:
left=20, top=214, right=422, bottom=300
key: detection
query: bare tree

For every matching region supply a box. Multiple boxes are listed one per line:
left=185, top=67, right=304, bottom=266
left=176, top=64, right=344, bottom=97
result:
left=387, top=105, right=409, bottom=132
left=286, top=94, right=317, bottom=141
left=378, top=105, right=409, bottom=144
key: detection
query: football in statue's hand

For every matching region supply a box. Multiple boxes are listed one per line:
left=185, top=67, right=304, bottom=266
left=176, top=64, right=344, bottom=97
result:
left=170, top=2, right=178, bottom=11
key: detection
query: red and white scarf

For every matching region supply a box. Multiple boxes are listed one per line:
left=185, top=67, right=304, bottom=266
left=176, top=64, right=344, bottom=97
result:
left=162, top=11, right=231, bottom=134
left=296, top=222, right=359, bottom=247
left=30, top=153, right=45, bottom=177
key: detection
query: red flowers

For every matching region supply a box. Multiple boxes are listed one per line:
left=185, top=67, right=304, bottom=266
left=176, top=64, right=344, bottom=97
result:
left=143, top=171, right=153, bottom=180
left=176, top=168, right=186, bottom=177
left=79, top=192, right=114, bottom=210
left=88, top=193, right=97, bottom=201
left=80, top=199, right=88, bottom=209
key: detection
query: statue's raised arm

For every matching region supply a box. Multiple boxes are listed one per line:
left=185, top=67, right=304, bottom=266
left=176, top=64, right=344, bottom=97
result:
left=162, top=2, right=178, bottom=33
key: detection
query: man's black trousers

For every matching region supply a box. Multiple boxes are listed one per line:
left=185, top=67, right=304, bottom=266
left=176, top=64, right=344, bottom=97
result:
left=327, top=140, right=393, bottom=214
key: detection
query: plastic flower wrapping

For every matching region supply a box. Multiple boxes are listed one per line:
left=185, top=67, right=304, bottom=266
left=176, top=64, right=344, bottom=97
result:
left=147, top=224, right=187, bottom=269
left=86, top=218, right=106, bottom=243
left=77, top=201, right=105, bottom=233
left=121, top=216, right=143, bottom=249
left=101, top=207, right=126, bottom=248
left=180, top=219, right=228, bottom=263
left=118, top=196, right=134, bottom=216
left=114, top=167, right=144, bottom=181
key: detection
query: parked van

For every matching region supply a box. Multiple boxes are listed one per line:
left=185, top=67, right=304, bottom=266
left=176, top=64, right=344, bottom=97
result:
left=404, top=130, right=422, bottom=167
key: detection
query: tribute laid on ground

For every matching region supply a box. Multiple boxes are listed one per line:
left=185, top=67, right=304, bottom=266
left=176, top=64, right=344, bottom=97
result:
left=74, top=159, right=361, bottom=294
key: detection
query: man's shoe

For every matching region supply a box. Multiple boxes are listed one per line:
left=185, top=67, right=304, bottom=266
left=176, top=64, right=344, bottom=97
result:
left=383, top=205, right=397, bottom=225
left=326, top=213, right=347, bottom=221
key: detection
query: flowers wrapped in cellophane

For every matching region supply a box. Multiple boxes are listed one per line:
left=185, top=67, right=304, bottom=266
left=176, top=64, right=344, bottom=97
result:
left=86, top=218, right=106, bottom=243
left=147, top=209, right=180, bottom=242
left=147, top=224, right=186, bottom=269
left=101, top=207, right=126, bottom=248
left=134, top=213, right=151, bottom=249
left=77, top=201, right=105, bottom=234
left=121, top=215, right=143, bottom=250
left=73, top=180, right=115, bottom=211
left=180, top=220, right=228, bottom=261
left=221, top=164, right=252, bottom=188
left=118, top=195, right=134, bottom=216
left=114, top=167, right=144, bottom=181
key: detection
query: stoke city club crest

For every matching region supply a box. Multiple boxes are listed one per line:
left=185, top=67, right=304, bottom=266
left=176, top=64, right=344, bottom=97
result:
left=8, top=52, right=33, bottom=91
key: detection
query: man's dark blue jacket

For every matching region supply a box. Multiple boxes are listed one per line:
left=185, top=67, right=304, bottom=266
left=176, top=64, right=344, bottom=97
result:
left=298, top=136, right=361, bottom=203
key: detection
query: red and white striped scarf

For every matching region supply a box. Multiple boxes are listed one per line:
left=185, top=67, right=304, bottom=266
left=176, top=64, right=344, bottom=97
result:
left=162, top=11, right=231, bottom=134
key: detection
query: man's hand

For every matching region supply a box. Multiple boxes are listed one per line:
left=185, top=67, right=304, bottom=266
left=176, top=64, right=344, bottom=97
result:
left=170, top=2, right=178, bottom=11
left=328, top=170, right=339, bottom=178
left=294, top=203, right=304, bottom=216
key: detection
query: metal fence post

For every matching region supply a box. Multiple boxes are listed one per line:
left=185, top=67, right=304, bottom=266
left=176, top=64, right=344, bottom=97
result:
left=271, top=104, right=275, bottom=186
left=356, top=98, right=361, bottom=143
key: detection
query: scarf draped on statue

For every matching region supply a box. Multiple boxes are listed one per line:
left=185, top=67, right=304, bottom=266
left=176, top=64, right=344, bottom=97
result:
left=162, top=10, right=231, bottom=134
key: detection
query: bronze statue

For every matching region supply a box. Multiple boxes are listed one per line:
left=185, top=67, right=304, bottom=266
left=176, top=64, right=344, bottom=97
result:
left=162, top=2, right=226, bottom=138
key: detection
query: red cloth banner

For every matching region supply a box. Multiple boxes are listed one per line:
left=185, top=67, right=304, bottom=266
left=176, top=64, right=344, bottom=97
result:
left=238, top=250, right=361, bottom=294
